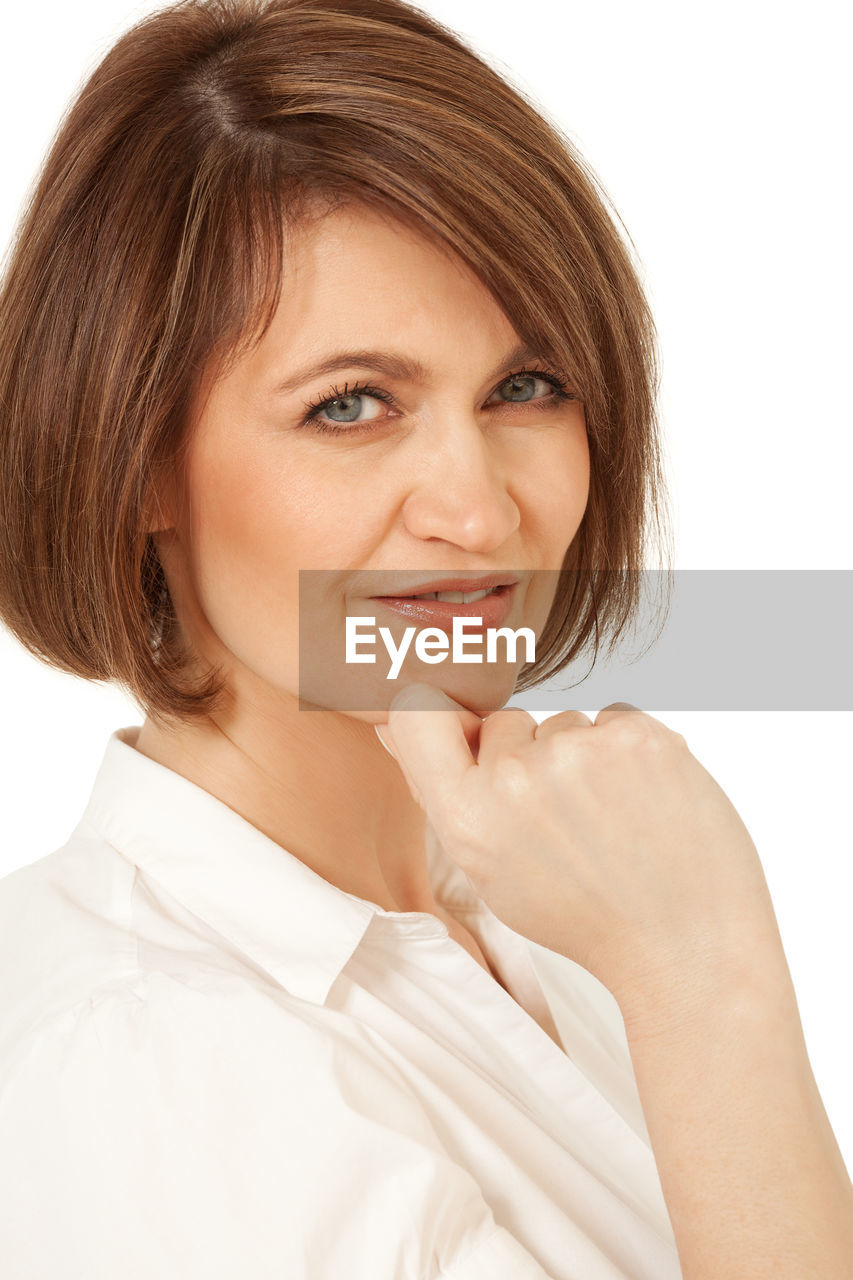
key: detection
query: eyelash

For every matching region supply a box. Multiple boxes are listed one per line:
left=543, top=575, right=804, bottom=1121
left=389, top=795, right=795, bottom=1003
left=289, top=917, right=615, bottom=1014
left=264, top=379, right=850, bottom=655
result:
left=299, top=366, right=578, bottom=436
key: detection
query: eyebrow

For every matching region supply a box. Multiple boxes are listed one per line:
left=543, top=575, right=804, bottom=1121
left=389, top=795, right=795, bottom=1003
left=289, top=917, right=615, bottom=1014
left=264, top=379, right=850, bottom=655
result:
left=271, top=341, right=545, bottom=397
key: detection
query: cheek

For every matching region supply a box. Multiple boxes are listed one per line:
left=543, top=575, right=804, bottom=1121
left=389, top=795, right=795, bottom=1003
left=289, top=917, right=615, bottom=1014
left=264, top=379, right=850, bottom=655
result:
left=177, top=444, right=302, bottom=676
left=522, top=427, right=590, bottom=636
left=190, top=455, right=293, bottom=595
left=531, top=418, right=591, bottom=549
left=188, top=446, right=358, bottom=585
left=180, top=441, right=382, bottom=686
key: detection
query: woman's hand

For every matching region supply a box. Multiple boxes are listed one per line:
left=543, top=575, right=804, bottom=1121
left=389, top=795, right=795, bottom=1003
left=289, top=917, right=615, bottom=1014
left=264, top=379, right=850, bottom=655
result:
left=376, top=681, right=782, bottom=1021
left=378, top=684, right=853, bottom=1277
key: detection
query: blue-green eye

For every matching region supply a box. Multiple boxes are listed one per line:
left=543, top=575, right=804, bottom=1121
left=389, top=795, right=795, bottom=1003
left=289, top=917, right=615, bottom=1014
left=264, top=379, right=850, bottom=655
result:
left=490, top=371, right=570, bottom=404
left=310, top=390, right=387, bottom=425
left=300, top=381, right=396, bottom=433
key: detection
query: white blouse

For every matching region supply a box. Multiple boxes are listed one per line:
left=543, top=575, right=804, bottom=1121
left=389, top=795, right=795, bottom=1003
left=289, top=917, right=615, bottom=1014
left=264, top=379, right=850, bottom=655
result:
left=0, top=726, right=681, bottom=1279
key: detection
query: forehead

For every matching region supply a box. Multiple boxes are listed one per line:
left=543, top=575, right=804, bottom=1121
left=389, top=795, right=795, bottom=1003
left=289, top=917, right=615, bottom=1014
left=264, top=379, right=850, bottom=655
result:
left=256, top=200, right=517, bottom=358
left=185, top=198, right=526, bottom=435
left=286, top=198, right=466, bottom=280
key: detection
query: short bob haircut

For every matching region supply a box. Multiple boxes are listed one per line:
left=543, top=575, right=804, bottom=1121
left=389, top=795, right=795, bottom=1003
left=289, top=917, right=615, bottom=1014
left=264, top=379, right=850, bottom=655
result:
left=0, top=0, right=670, bottom=726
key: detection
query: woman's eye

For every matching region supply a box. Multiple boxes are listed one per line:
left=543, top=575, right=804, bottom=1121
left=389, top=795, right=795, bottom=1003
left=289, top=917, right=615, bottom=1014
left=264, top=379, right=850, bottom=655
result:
left=299, top=382, right=397, bottom=433
left=489, top=373, right=564, bottom=405
left=311, top=392, right=386, bottom=426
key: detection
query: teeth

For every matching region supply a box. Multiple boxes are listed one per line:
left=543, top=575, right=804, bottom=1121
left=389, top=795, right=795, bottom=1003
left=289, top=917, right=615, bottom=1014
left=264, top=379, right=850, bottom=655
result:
left=410, top=587, right=496, bottom=603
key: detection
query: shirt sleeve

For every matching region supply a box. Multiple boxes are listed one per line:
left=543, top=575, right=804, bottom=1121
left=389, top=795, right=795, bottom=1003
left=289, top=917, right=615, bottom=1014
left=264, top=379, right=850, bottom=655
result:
left=0, top=971, right=555, bottom=1280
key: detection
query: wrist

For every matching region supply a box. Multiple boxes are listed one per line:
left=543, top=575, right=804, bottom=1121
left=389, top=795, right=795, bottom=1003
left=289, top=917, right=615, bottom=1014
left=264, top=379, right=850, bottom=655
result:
left=610, top=924, right=801, bottom=1049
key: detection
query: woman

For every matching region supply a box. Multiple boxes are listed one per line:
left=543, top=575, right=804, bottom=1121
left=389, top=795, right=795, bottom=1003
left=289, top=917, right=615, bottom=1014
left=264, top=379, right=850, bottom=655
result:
left=0, top=0, right=850, bottom=1276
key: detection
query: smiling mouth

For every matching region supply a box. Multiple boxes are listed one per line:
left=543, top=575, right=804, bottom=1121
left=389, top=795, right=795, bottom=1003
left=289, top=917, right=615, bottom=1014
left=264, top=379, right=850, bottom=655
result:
left=391, top=585, right=504, bottom=603
left=367, top=582, right=517, bottom=630
left=369, top=572, right=519, bottom=601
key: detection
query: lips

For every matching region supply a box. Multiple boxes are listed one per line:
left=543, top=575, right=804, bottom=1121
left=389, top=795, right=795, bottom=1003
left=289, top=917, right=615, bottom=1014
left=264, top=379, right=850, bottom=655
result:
left=368, top=582, right=518, bottom=633
left=370, top=573, right=519, bottom=599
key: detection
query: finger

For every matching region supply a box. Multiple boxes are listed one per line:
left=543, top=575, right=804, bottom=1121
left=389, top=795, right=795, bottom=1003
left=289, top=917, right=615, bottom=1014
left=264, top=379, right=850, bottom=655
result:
left=533, top=709, right=594, bottom=741
left=374, top=722, right=399, bottom=759
left=388, top=682, right=484, bottom=751
left=593, top=701, right=645, bottom=726
left=384, top=682, right=479, bottom=814
left=476, top=707, right=538, bottom=768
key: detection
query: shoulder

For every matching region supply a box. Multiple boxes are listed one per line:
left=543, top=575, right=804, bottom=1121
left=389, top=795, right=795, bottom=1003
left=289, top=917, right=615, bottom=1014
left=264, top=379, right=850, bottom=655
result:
left=0, top=874, right=440, bottom=1153
left=0, top=820, right=415, bottom=1111
left=0, top=821, right=140, bottom=1056
left=0, top=838, right=549, bottom=1278
left=0, top=966, right=521, bottom=1280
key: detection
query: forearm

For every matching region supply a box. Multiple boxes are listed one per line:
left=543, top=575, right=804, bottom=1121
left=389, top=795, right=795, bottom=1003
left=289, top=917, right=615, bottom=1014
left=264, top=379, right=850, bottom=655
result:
left=616, top=932, right=853, bottom=1278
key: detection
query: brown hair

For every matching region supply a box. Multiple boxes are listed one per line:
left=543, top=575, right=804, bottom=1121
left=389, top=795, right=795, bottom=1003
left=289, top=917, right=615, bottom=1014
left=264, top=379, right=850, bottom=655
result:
left=0, top=0, right=670, bottom=725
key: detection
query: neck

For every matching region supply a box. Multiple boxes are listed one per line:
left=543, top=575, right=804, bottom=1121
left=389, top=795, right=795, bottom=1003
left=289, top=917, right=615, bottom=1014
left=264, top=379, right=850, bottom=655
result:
left=133, top=688, right=435, bottom=915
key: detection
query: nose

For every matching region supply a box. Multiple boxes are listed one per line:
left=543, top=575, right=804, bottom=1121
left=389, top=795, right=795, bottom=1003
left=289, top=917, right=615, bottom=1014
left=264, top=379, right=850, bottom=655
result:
left=400, top=416, right=521, bottom=552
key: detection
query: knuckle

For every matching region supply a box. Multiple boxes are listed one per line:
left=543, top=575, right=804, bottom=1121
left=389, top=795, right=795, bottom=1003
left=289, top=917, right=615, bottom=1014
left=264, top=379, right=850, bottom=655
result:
left=537, top=729, right=581, bottom=772
left=491, top=749, right=534, bottom=798
left=537, top=709, right=590, bottom=732
left=603, top=716, right=661, bottom=753
left=606, top=718, right=649, bottom=748
left=485, top=707, right=538, bottom=731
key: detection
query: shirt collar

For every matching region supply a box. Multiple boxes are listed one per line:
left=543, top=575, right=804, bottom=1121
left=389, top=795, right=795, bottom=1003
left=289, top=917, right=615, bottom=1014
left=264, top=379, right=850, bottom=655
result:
left=78, top=726, right=481, bottom=1006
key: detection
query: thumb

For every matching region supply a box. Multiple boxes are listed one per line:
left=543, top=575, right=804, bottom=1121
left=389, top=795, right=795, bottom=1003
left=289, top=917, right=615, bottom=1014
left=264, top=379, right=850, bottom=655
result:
left=378, top=682, right=481, bottom=815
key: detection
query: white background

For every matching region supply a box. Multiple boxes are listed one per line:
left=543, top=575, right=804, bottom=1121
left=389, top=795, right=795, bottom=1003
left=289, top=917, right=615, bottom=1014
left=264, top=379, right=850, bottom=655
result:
left=1, top=0, right=851, bottom=1170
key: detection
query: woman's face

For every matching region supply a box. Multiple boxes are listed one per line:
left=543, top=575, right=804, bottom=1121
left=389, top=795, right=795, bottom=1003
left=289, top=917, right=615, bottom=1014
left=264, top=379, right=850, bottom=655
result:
left=155, top=201, right=590, bottom=722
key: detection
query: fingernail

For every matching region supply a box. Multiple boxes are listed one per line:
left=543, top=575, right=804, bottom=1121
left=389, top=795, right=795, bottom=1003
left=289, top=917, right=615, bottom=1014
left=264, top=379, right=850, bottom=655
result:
left=374, top=723, right=397, bottom=759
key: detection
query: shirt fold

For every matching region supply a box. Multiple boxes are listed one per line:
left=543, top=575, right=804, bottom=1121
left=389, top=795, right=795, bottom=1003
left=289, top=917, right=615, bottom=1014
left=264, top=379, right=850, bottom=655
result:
left=0, top=725, right=681, bottom=1279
